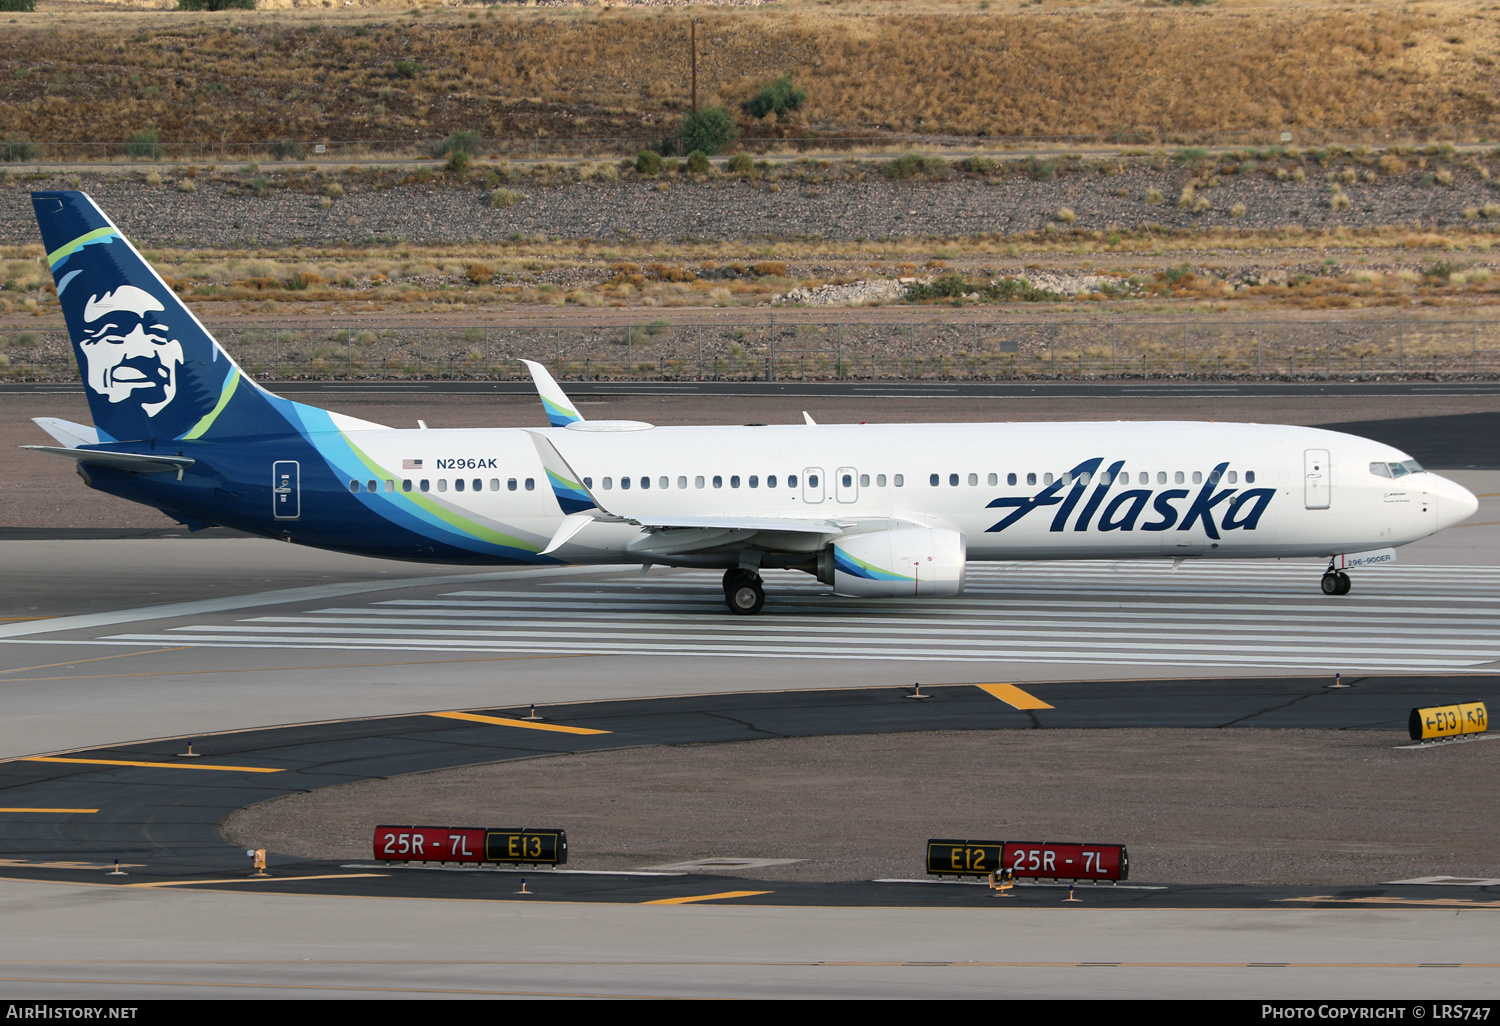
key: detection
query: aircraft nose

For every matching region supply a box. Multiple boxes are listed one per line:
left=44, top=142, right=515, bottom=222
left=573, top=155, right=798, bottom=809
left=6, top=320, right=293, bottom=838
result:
left=1431, top=474, right=1479, bottom=528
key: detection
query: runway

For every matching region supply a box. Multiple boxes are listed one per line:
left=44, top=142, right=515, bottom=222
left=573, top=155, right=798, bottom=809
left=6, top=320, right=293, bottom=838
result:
left=28, top=561, right=1500, bottom=672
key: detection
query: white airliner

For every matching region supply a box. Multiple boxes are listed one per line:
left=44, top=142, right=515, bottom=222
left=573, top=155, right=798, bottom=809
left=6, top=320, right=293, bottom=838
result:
left=25, top=190, right=1481, bottom=614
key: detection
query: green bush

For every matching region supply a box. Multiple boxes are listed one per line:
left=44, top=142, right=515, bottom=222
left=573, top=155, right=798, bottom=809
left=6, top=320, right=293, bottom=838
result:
left=686, top=150, right=711, bottom=174
left=0, top=0, right=38, bottom=11
left=270, top=139, right=305, bottom=160
left=433, top=130, right=480, bottom=159
left=957, top=155, right=997, bottom=174
left=0, top=135, right=41, bottom=162
left=743, top=74, right=807, bottom=120
left=176, top=0, right=255, bottom=9
left=675, top=106, right=739, bottom=156
left=635, top=150, right=662, bottom=176
left=124, top=130, right=164, bottom=160
left=904, top=274, right=971, bottom=301
left=1172, top=147, right=1210, bottom=163
left=881, top=153, right=947, bottom=180
left=391, top=60, right=423, bottom=80
left=726, top=153, right=755, bottom=174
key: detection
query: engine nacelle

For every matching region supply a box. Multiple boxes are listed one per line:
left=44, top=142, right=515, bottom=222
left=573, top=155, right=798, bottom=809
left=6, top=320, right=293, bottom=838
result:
left=823, top=527, right=967, bottom=598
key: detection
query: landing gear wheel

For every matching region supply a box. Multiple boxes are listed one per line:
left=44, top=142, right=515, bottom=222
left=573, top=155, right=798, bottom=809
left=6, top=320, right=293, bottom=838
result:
left=1321, top=571, right=1351, bottom=596
left=723, top=569, right=765, bottom=615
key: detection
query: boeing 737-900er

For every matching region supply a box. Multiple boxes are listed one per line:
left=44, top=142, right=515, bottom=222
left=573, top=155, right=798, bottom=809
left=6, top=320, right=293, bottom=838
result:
left=23, top=191, right=1481, bottom=613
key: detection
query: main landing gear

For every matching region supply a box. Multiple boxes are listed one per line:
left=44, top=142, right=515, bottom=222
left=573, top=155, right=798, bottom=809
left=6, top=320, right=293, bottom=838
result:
left=723, top=568, right=765, bottom=615
left=1320, top=567, right=1352, bottom=595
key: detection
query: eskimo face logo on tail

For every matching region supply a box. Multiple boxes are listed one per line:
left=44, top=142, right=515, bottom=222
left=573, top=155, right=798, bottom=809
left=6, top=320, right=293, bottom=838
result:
left=985, top=458, right=1275, bottom=536
left=79, top=285, right=183, bottom=417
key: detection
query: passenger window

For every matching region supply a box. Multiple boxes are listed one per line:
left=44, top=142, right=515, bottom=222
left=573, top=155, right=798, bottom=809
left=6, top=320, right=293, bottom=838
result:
left=348, top=480, right=359, bottom=493
left=402, top=479, right=412, bottom=493
left=1139, top=472, right=1149, bottom=485
left=860, top=474, right=870, bottom=487
left=1227, top=471, right=1237, bottom=484
left=1044, top=473, right=1054, bottom=485
left=508, top=478, right=518, bottom=491
left=676, top=476, right=686, bottom=489
left=809, top=474, right=819, bottom=487
left=788, top=474, right=798, bottom=488
left=876, top=474, right=886, bottom=487
left=640, top=477, right=650, bottom=489
left=1192, top=471, right=1202, bottom=485
left=584, top=477, right=592, bottom=489
left=602, top=477, right=613, bottom=489
left=525, top=478, right=535, bottom=491
left=474, top=478, right=483, bottom=491
left=438, top=480, right=447, bottom=492
left=659, top=476, right=668, bottom=490
left=621, top=477, right=631, bottom=490
left=1175, top=471, right=1185, bottom=484
left=490, top=479, right=500, bottom=491
left=949, top=473, right=959, bottom=486
left=385, top=480, right=394, bottom=492
left=1246, top=471, right=1256, bottom=483
left=455, top=479, right=465, bottom=492
left=1026, top=473, right=1036, bottom=486
left=420, top=479, right=430, bottom=492
left=713, top=475, right=723, bottom=488
left=1157, top=472, right=1167, bottom=484
left=750, top=475, right=759, bottom=488
left=768, top=475, right=778, bottom=488
left=367, top=480, right=378, bottom=493
left=986, top=473, right=996, bottom=486
left=695, top=476, right=705, bottom=488
left=1007, top=473, right=1017, bottom=486
left=930, top=474, right=940, bottom=487
left=730, top=476, right=740, bottom=488
left=893, top=474, right=904, bottom=487
left=1208, top=470, right=1220, bottom=485
left=842, top=474, right=852, bottom=487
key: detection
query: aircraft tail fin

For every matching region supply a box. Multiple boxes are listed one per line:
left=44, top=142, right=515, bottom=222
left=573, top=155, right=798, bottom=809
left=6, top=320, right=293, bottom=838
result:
left=31, top=190, right=287, bottom=443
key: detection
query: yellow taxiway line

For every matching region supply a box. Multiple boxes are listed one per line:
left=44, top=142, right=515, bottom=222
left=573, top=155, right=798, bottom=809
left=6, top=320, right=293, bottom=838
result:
left=429, top=711, right=610, bottom=735
left=0, top=808, right=98, bottom=814
left=641, top=891, right=772, bottom=905
left=975, top=683, right=1054, bottom=710
left=24, top=757, right=283, bottom=773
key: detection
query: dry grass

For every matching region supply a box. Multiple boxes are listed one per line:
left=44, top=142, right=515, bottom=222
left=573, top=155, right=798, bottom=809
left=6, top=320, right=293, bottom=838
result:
left=4, top=1, right=1500, bottom=145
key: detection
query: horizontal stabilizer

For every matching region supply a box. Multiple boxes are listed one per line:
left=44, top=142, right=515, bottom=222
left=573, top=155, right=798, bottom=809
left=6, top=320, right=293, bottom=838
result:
left=21, top=445, right=195, bottom=477
left=32, top=417, right=100, bottom=448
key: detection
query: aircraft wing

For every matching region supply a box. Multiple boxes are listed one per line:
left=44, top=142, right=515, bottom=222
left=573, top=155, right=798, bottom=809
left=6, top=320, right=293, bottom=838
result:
left=22, top=445, right=196, bottom=477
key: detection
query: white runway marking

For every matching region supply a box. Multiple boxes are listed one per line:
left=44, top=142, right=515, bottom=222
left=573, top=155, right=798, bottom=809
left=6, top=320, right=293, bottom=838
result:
left=78, top=561, right=1500, bottom=672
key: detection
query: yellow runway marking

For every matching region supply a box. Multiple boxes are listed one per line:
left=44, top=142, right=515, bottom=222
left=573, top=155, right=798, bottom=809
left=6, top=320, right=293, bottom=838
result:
left=124, top=873, right=387, bottom=889
left=0, top=617, right=57, bottom=622
left=975, top=683, right=1054, bottom=710
left=429, top=711, right=610, bottom=735
left=0, top=648, right=189, bottom=676
left=24, top=757, right=283, bottom=773
left=0, top=808, right=97, bottom=814
left=641, top=891, right=772, bottom=905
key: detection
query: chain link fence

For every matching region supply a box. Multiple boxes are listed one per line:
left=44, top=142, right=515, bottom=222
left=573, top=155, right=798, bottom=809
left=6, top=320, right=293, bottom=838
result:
left=6, top=318, right=1500, bottom=384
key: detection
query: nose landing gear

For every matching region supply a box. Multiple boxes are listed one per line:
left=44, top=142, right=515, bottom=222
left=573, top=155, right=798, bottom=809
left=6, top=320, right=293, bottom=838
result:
left=723, top=568, right=765, bottom=615
left=1320, top=567, right=1352, bottom=595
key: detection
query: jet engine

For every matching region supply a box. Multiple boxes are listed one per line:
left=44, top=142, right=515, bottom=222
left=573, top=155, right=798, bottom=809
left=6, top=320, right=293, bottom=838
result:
left=817, top=527, right=967, bottom=598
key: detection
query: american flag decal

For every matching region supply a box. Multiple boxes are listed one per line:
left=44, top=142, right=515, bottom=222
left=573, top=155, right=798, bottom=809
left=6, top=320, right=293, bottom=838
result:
left=402, top=459, right=422, bottom=469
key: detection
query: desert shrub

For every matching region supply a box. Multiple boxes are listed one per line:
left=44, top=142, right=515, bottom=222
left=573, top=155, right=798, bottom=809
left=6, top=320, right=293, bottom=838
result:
left=743, top=74, right=807, bottom=120
left=391, top=60, right=423, bottom=80
left=249, top=175, right=270, bottom=196
left=957, top=155, right=997, bottom=174
left=1330, top=191, right=1351, bottom=211
left=433, top=130, right=480, bottom=159
left=0, top=136, right=41, bottom=161
left=980, top=277, right=1059, bottom=302
left=0, top=0, right=38, bottom=10
left=1144, top=188, right=1164, bottom=204
left=1378, top=154, right=1407, bottom=175
left=464, top=263, right=494, bottom=284
left=1056, top=207, right=1077, bottom=223
left=726, top=153, right=754, bottom=174
left=177, top=0, right=253, bottom=8
left=446, top=149, right=470, bottom=174
left=905, top=273, right=970, bottom=301
left=686, top=150, right=711, bottom=174
left=1026, top=157, right=1057, bottom=181
left=178, top=178, right=197, bottom=193
left=488, top=187, right=523, bottom=208
left=143, top=170, right=162, bottom=186
left=1173, top=147, right=1210, bottom=163
left=1425, top=261, right=1463, bottom=280
left=270, top=139, right=305, bottom=161
left=125, top=130, right=164, bottom=160
left=635, top=150, right=662, bottom=176
left=751, top=261, right=788, bottom=277
left=323, top=181, right=344, bottom=198
left=1229, top=202, right=1246, bottom=217
left=675, top=107, right=738, bottom=156
left=882, top=153, right=946, bottom=179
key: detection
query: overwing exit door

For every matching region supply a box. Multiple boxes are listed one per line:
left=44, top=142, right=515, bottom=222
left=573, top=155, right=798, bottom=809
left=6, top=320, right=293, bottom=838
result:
left=273, top=461, right=300, bottom=519
left=1305, top=449, right=1330, bottom=509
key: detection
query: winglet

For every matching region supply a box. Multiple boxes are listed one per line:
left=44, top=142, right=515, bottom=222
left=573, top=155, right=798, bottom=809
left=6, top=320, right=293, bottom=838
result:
left=524, top=430, right=628, bottom=521
left=521, top=360, right=585, bottom=427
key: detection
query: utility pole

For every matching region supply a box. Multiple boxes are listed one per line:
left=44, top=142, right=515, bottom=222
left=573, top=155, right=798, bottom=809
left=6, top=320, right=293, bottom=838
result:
left=690, top=19, right=698, bottom=115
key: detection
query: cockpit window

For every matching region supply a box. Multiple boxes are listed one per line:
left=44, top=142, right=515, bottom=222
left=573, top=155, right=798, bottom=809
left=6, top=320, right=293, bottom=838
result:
left=1371, top=460, right=1424, bottom=478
